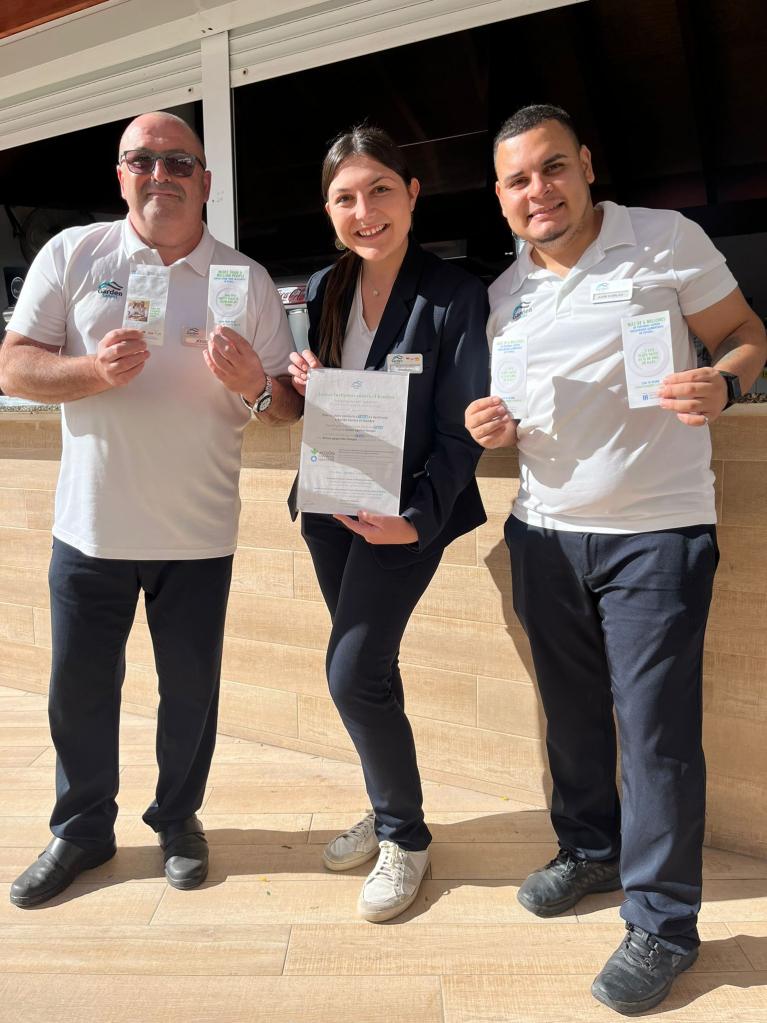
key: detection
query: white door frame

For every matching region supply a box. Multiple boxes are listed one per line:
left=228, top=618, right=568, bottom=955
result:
left=202, top=31, right=236, bottom=247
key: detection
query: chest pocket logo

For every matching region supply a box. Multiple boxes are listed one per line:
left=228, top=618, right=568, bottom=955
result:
left=512, top=299, right=532, bottom=321
left=97, top=280, right=124, bottom=299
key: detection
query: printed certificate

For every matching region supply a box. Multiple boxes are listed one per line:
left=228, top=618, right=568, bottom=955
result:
left=297, top=368, right=409, bottom=516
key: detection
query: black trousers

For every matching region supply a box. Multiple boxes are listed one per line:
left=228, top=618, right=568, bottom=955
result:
left=48, top=538, right=233, bottom=849
left=506, top=516, right=718, bottom=954
left=302, top=514, right=441, bottom=851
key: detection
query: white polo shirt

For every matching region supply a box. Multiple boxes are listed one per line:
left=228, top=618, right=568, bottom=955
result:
left=488, top=201, right=737, bottom=533
left=9, top=218, right=294, bottom=559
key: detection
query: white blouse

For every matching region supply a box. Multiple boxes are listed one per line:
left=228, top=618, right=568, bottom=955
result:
left=341, top=273, right=376, bottom=370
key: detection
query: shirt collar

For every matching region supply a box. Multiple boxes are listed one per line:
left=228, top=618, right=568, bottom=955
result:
left=593, top=201, right=636, bottom=252
left=516, top=242, right=550, bottom=281
left=121, top=217, right=216, bottom=276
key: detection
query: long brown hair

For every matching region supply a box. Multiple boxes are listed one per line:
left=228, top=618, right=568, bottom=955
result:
left=317, top=126, right=413, bottom=367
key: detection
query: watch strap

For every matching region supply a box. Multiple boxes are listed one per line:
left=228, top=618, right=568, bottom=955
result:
left=718, top=370, right=741, bottom=410
left=241, top=374, right=272, bottom=414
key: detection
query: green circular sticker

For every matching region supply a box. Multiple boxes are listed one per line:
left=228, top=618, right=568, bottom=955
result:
left=214, top=286, right=245, bottom=316
left=631, top=342, right=669, bottom=377
left=493, top=356, right=523, bottom=393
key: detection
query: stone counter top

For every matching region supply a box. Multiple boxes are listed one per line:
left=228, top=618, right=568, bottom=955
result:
left=1, top=399, right=765, bottom=420
left=0, top=399, right=60, bottom=419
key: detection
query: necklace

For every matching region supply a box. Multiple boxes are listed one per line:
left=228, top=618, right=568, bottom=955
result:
left=372, top=288, right=380, bottom=297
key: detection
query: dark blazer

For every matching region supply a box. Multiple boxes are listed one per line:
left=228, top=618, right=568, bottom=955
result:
left=289, top=238, right=489, bottom=567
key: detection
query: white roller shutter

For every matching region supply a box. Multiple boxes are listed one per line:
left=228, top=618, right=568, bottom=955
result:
left=229, top=0, right=581, bottom=86
left=0, top=0, right=581, bottom=151
left=0, top=41, right=202, bottom=152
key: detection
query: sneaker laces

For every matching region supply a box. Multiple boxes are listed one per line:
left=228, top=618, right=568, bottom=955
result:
left=344, top=812, right=375, bottom=842
left=546, top=848, right=579, bottom=878
left=369, top=840, right=407, bottom=889
left=623, top=924, right=662, bottom=971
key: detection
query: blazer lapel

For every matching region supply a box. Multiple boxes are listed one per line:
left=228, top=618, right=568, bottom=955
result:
left=364, top=238, right=425, bottom=370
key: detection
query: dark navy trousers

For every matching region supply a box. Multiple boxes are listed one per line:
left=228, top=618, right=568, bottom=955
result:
left=505, top=516, right=718, bottom=953
left=302, top=514, right=441, bottom=851
left=48, top=538, right=233, bottom=849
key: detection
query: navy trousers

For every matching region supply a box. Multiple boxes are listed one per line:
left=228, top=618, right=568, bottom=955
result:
left=505, top=516, right=718, bottom=953
left=48, top=538, right=233, bottom=849
left=302, top=514, right=441, bottom=851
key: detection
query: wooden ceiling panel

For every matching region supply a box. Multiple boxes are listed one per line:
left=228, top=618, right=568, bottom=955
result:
left=0, top=2, right=107, bottom=41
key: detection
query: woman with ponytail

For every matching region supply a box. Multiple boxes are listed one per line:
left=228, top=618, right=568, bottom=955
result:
left=288, top=126, right=489, bottom=921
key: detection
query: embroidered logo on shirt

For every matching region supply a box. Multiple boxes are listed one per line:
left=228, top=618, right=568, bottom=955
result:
left=512, top=299, right=532, bottom=322
left=97, top=280, right=124, bottom=299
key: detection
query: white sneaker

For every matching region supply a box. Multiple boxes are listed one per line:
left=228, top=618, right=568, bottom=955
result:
left=357, top=840, right=430, bottom=922
left=322, top=811, right=379, bottom=871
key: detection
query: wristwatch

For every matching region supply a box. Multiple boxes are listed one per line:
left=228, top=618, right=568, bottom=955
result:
left=718, top=370, right=741, bottom=410
left=241, top=375, right=273, bottom=414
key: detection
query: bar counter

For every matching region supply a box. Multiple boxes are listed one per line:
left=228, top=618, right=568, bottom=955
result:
left=0, top=403, right=765, bottom=858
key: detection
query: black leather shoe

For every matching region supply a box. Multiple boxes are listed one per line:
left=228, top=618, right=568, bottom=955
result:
left=10, top=837, right=116, bottom=908
left=517, top=847, right=621, bottom=916
left=591, top=923, right=699, bottom=1015
left=158, top=815, right=209, bottom=890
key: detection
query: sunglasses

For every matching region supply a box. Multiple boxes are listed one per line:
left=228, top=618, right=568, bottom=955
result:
left=119, top=149, right=205, bottom=178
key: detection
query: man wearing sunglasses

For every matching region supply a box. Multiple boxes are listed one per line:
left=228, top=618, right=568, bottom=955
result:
left=0, top=111, right=301, bottom=907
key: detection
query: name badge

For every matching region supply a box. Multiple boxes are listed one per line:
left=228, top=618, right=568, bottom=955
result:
left=386, top=353, right=423, bottom=374
left=182, top=326, right=206, bottom=348
left=591, top=279, right=634, bottom=304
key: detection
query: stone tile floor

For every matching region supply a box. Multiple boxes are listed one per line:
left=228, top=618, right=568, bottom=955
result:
left=1, top=683, right=766, bottom=1022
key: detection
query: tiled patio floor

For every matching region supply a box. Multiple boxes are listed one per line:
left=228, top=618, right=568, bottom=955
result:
left=1, top=682, right=766, bottom=1022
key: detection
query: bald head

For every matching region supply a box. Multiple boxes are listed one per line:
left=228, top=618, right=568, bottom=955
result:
left=116, top=110, right=211, bottom=263
left=118, top=112, right=206, bottom=165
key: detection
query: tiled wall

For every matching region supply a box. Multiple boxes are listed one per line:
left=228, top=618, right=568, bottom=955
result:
left=0, top=409, right=765, bottom=857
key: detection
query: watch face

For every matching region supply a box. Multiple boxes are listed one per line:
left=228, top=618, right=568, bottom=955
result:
left=721, top=371, right=741, bottom=403
left=256, top=393, right=273, bottom=413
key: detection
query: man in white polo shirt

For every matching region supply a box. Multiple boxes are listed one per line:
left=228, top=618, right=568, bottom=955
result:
left=466, top=104, right=766, bottom=1015
left=0, top=111, right=300, bottom=907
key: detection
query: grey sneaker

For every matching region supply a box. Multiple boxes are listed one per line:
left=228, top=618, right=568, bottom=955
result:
left=517, top=847, right=621, bottom=917
left=322, top=811, right=379, bottom=871
left=357, top=840, right=429, bottom=922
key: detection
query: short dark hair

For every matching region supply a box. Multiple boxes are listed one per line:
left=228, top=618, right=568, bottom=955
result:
left=493, top=104, right=580, bottom=158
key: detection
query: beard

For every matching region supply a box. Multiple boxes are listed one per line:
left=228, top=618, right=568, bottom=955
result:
left=532, top=225, right=570, bottom=247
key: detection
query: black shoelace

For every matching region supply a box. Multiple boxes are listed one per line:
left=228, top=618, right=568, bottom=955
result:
left=623, top=924, right=662, bottom=971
